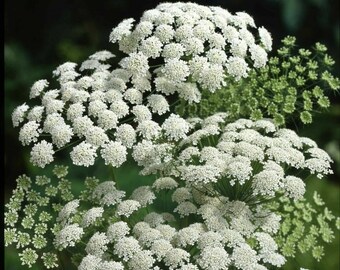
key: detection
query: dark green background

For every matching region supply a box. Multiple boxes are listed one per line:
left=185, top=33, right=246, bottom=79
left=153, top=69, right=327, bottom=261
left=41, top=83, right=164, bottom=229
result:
left=4, top=0, right=340, bottom=269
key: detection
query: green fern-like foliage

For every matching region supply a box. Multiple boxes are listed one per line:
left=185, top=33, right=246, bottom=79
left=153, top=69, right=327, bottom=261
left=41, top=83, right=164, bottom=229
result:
left=4, top=166, right=72, bottom=268
left=182, top=36, right=340, bottom=126
left=267, top=191, right=339, bottom=262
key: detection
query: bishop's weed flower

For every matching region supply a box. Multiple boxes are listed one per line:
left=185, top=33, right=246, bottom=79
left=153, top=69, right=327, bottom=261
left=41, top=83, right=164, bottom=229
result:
left=11, top=2, right=272, bottom=169
left=6, top=2, right=340, bottom=270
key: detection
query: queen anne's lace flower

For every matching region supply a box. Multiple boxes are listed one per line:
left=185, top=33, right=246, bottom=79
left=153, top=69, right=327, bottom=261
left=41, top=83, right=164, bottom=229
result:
left=54, top=224, right=84, bottom=249
left=147, top=94, right=170, bottom=115
left=197, top=247, right=230, bottom=270
left=78, top=254, right=102, bottom=270
left=30, top=80, right=49, bottom=99
left=174, top=201, right=198, bottom=217
left=114, top=237, right=141, bottom=261
left=116, top=200, right=141, bottom=217
left=85, top=232, right=109, bottom=256
left=7, top=4, right=338, bottom=270
left=144, top=212, right=164, bottom=228
left=141, top=114, right=332, bottom=205
left=137, top=120, right=161, bottom=140
left=226, top=56, right=250, bottom=80
left=131, top=104, right=151, bottom=120
left=70, top=142, right=97, bottom=167
left=107, top=221, right=130, bottom=242
left=150, top=239, right=172, bottom=260
left=258, top=26, right=272, bottom=51
left=30, top=140, right=54, bottom=168
left=231, top=243, right=259, bottom=270
left=82, top=207, right=104, bottom=228
left=153, top=177, right=178, bottom=192
left=128, top=249, right=155, bottom=270
left=109, top=18, right=135, bottom=43
left=282, top=176, right=306, bottom=200
left=99, top=261, right=124, bottom=270
left=162, top=114, right=190, bottom=141
left=57, top=200, right=79, bottom=225
left=174, top=227, right=201, bottom=248
left=130, top=186, right=155, bottom=207
left=19, top=121, right=42, bottom=146
left=12, top=103, right=29, bottom=127
left=100, top=141, right=127, bottom=167
left=163, top=248, right=190, bottom=269
left=116, top=124, right=136, bottom=148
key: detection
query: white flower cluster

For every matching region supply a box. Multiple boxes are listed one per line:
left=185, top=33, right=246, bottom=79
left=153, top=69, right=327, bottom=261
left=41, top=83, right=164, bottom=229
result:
left=8, top=3, right=338, bottom=270
left=110, top=2, right=271, bottom=100
left=138, top=114, right=333, bottom=201
left=11, top=55, right=193, bottom=168
left=64, top=178, right=287, bottom=270
left=11, top=2, right=272, bottom=169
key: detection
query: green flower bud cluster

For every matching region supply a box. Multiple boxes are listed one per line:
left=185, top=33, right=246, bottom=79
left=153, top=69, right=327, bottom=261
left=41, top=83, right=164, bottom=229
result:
left=267, top=191, right=339, bottom=262
left=183, top=36, right=339, bottom=126
left=4, top=165, right=70, bottom=269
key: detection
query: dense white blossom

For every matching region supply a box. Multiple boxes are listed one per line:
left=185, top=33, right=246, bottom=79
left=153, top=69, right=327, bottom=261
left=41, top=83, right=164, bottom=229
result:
left=30, top=80, right=49, bottom=99
left=153, top=177, right=178, bottom=192
left=226, top=56, right=250, bottom=80
left=162, top=114, right=190, bottom=141
left=282, top=176, right=306, bottom=200
left=54, top=224, right=84, bottom=249
left=174, top=227, right=201, bottom=248
left=100, top=141, right=127, bottom=167
left=50, top=124, right=73, bottom=148
left=70, top=142, right=97, bottom=167
left=116, top=200, right=141, bottom=217
left=129, top=104, right=150, bottom=120
left=124, top=88, right=143, bottom=105
left=110, top=18, right=135, bottom=43
left=128, top=249, right=155, bottom=270
left=144, top=212, right=164, bottom=228
left=147, top=94, right=170, bottom=115
left=114, top=237, right=141, bottom=261
left=12, top=103, right=29, bottom=127
left=99, top=261, right=124, bottom=270
left=231, top=243, right=258, bottom=270
left=121, top=52, right=149, bottom=77
left=30, top=140, right=54, bottom=168
left=174, top=201, right=197, bottom=217
left=130, top=186, right=155, bottom=207
left=150, top=239, right=172, bottom=261
left=85, top=232, right=109, bottom=256
left=137, top=120, right=161, bottom=140
left=197, top=247, right=230, bottom=270
left=116, top=124, right=136, bottom=148
left=163, top=248, right=190, bottom=269
left=78, top=254, right=101, bottom=270
left=97, top=110, right=118, bottom=130
left=19, top=121, right=42, bottom=146
left=107, top=221, right=130, bottom=242
left=57, top=200, right=79, bottom=225
left=258, top=26, right=272, bottom=51
left=27, top=106, right=44, bottom=122
left=82, top=207, right=104, bottom=228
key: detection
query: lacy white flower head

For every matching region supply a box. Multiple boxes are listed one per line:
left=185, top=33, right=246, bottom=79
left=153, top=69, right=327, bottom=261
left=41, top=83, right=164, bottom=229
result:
left=110, top=2, right=271, bottom=101
left=138, top=113, right=333, bottom=203
left=5, top=164, right=338, bottom=270
left=12, top=59, right=193, bottom=168
left=6, top=1, right=340, bottom=269
left=11, top=2, right=272, bottom=170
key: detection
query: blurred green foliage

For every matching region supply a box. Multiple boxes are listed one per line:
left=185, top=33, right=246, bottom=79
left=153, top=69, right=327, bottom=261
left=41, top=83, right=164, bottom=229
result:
left=4, top=0, right=339, bottom=269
